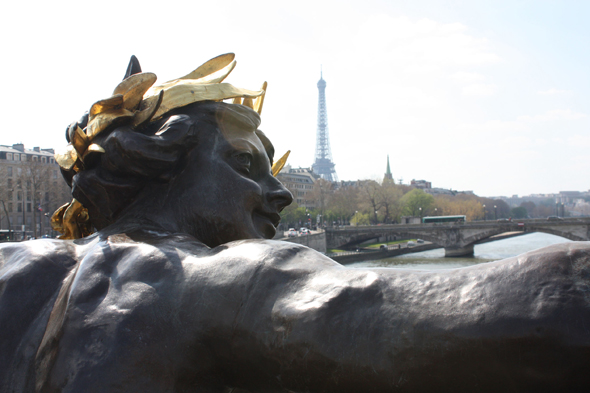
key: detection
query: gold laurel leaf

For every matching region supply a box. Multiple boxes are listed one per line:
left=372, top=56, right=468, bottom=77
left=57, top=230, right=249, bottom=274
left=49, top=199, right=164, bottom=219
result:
left=86, top=109, right=134, bottom=139
left=178, top=53, right=235, bottom=81
left=272, top=150, right=290, bottom=177
left=242, top=97, right=254, bottom=109
left=191, top=60, right=236, bottom=84
left=71, top=126, right=89, bottom=157
left=84, top=144, right=105, bottom=157
left=149, top=83, right=263, bottom=120
left=134, top=90, right=164, bottom=127
left=60, top=199, right=85, bottom=239
left=113, top=72, right=157, bottom=111
left=54, top=144, right=79, bottom=171
left=50, top=202, right=70, bottom=233
left=254, top=81, right=267, bottom=115
left=146, top=61, right=237, bottom=98
left=89, top=95, right=124, bottom=122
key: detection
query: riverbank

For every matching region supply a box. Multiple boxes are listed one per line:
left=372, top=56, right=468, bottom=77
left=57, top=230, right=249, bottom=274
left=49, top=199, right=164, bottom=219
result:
left=347, top=233, right=573, bottom=270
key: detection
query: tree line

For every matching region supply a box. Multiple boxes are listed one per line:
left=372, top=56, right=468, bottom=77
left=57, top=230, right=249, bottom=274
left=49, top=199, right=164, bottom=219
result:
left=280, top=179, right=528, bottom=229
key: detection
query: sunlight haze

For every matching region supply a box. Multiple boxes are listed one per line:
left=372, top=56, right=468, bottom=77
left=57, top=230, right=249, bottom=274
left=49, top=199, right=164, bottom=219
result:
left=1, top=0, right=588, bottom=197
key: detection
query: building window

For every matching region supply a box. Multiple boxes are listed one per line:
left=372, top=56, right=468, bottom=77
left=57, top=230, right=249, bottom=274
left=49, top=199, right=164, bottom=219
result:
left=7, top=179, right=12, bottom=188
left=17, top=168, right=21, bottom=176
left=27, top=203, right=31, bottom=212
left=53, top=170, right=57, bottom=179
left=41, top=157, right=46, bottom=163
left=7, top=153, right=12, bottom=160
left=33, top=156, right=38, bottom=161
left=8, top=203, right=12, bottom=212
left=7, top=166, right=12, bottom=176
left=27, top=193, right=31, bottom=201
left=7, top=190, right=12, bottom=200
left=17, top=191, right=22, bottom=201
left=17, top=203, right=22, bottom=212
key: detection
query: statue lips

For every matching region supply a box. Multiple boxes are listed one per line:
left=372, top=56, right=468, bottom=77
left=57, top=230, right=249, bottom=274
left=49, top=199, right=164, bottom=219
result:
left=252, top=209, right=281, bottom=238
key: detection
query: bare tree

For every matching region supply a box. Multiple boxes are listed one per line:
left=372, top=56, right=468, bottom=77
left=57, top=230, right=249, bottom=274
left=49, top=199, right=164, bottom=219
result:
left=377, top=183, right=404, bottom=224
left=15, top=157, right=70, bottom=237
left=358, top=180, right=382, bottom=224
left=327, top=185, right=359, bottom=225
left=308, top=178, right=333, bottom=220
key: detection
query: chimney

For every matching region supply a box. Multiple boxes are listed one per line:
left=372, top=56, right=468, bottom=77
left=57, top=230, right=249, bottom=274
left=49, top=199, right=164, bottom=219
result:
left=12, top=143, right=24, bottom=152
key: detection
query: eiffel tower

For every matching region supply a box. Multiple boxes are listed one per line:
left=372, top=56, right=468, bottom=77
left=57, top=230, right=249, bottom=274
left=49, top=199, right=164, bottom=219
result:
left=312, top=70, right=338, bottom=182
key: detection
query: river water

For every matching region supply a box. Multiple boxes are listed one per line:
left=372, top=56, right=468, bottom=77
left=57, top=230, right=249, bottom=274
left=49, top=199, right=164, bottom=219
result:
left=348, top=233, right=572, bottom=270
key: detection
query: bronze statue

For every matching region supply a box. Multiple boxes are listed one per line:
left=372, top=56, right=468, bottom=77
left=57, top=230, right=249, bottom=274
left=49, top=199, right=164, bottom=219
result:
left=1, top=54, right=589, bottom=393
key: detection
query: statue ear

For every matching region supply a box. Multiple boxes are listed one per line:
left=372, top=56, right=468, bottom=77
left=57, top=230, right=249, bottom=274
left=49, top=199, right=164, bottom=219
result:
left=123, top=55, right=142, bottom=80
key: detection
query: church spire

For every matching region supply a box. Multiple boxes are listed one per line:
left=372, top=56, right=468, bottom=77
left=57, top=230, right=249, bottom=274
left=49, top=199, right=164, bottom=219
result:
left=383, top=155, right=394, bottom=183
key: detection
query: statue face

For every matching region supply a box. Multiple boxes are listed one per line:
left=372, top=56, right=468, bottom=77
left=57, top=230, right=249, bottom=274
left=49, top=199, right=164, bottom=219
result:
left=163, top=113, right=293, bottom=247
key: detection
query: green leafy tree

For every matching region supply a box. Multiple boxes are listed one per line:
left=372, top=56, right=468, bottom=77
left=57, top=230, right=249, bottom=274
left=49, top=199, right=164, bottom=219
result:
left=510, top=206, right=528, bottom=219
left=401, top=189, right=434, bottom=217
left=351, top=211, right=370, bottom=226
left=279, top=203, right=308, bottom=229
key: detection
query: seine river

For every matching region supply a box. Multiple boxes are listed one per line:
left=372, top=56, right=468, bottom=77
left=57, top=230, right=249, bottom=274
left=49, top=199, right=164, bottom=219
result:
left=349, top=233, right=572, bottom=270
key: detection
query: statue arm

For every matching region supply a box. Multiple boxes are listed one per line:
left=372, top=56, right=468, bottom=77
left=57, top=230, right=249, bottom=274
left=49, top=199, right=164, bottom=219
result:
left=213, top=241, right=590, bottom=392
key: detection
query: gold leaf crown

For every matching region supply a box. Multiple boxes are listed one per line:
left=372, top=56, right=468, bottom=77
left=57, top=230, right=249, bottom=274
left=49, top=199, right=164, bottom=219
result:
left=52, top=53, right=289, bottom=239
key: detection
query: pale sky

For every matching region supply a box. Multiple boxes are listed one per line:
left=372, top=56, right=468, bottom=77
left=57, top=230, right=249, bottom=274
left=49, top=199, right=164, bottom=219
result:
left=1, top=0, right=589, bottom=197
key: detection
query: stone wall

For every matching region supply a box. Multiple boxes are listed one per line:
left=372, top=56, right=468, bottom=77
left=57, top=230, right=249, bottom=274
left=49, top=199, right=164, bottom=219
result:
left=281, top=233, right=327, bottom=253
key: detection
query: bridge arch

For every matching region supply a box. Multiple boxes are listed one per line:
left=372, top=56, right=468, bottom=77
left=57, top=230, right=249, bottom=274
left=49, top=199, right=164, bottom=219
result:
left=325, top=219, right=590, bottom=256
left=522, top=228, right=584, bottom=242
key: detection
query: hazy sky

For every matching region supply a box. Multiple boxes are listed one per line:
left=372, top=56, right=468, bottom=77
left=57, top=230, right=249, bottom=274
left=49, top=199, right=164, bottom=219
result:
left=1, top=0, right=588, bottom=197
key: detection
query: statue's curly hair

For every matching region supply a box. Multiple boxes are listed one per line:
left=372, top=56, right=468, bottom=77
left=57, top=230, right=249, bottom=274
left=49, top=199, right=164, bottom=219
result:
left=61, top=101, right=271, bottom=231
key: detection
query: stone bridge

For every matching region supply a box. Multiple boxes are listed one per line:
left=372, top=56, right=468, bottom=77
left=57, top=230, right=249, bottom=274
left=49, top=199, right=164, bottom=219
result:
left=325, top=218, right=590, bottom=257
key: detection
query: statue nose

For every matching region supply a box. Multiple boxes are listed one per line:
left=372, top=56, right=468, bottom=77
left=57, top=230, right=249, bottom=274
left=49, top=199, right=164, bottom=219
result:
left=266, top=178, right=293, bottom=212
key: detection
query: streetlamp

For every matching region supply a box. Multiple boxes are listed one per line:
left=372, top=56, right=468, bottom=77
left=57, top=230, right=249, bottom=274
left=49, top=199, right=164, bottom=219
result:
left=418, top=207, right=422, bottom=222
left=482, top=204, right=486, bottom=221
left=19, top=187, right=26, bottom=241
left=434, top=207, right=438, bottom=216
left=494, top=205, right=497, bottom=220
left=375, top=210, right=378, bottom=225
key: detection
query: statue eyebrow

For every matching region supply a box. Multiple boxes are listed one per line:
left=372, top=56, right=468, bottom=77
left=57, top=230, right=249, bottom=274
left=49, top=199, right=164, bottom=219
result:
left=226, top=141, right=265, bottom=160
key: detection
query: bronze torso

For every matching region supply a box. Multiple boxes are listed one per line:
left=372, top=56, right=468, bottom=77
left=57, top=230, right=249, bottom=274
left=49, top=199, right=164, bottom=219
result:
left=2, top=231, right=589, bottom=392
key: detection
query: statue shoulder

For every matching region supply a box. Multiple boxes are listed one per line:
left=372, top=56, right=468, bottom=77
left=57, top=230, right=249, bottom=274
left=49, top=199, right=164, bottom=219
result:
left=210, top=239, right=340, bottom=271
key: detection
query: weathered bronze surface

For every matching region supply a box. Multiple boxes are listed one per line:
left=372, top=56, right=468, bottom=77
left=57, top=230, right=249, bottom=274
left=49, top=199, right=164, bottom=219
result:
left=1, top=56, right=589, bottom=392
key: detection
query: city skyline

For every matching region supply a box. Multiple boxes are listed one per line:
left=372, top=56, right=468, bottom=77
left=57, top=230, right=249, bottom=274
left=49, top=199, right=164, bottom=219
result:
left=1, top=1, right=589, bottom=197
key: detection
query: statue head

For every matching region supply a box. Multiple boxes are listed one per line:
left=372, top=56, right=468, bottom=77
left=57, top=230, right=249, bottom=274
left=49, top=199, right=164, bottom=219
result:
left=53, top=55, right=293, bottom=247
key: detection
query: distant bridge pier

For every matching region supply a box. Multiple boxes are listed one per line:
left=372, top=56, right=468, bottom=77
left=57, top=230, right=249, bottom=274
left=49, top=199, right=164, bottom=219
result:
left=444, top=244, right=474, bottom=258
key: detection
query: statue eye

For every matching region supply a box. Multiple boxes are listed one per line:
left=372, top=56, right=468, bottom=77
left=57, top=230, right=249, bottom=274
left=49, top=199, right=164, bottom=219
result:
left=235, top=153, right=252, bottom=173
